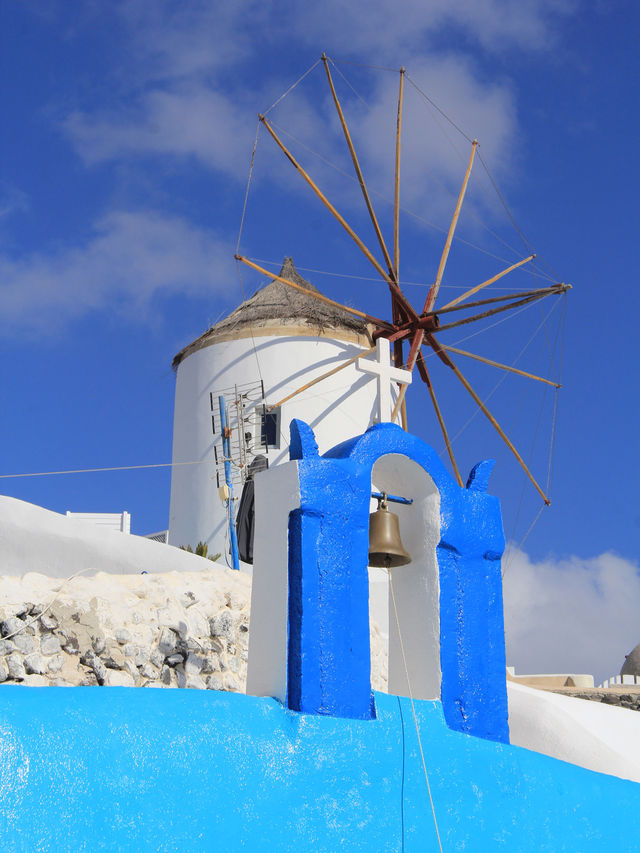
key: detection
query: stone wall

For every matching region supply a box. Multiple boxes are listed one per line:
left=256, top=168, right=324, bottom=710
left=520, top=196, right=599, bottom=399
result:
left=0, top=569, right=388, bottom=692
left=548, top=687, right=640, bottom=712
left=0, top=570, right=251, bottom=690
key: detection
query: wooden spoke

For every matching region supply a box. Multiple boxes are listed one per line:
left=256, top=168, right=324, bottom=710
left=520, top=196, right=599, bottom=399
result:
left=267, top=344, right=377, bottom=410
left=427, top=283, right=568, bottom=319
left=424, top=139, right=478, bottom=313
left=415, top=351, right=463, bottom=486
left=322, top=55, right=395, bottom=281
left=426, top=335, right=550, bottom=504
left=394, top=68, right=405, bottom=281
left=438, top=254, right=536, bottom=311
left=440, top=345, right=561, bottom=388
left=235, top=255, right=394, bottom=330
left=390, top=328, right=423, bottom=421
left=258, top=115, right=418, bottom=323
left=433, top=292, right=549, bottom=334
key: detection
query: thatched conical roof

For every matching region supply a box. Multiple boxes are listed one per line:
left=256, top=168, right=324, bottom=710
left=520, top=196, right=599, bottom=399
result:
left=172, top=258, right=370, bottom=367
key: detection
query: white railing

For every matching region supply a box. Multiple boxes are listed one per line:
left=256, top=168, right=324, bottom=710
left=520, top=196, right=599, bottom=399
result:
left=598, top=674, right=640, bottom=688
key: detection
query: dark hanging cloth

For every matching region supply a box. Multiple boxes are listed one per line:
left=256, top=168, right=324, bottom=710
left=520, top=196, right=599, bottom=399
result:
left=236, top=455, right=268, bottom=564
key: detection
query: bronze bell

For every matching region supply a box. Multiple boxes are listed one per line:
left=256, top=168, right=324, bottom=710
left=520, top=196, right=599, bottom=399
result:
left=368, top=494, right=411, bottom=568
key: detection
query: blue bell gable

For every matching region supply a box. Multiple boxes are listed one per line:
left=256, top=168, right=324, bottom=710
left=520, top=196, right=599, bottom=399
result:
left=287, top=419, right=509, bottom=743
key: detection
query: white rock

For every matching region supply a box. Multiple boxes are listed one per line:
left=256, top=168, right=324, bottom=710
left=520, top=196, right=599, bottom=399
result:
left=186, top=674, right=206, bottom=690
left=105, top=670, right=135, bottom=687
left=185, top=652, right=205, bottom=676
left=40, top=635, right=61, bottom=656
left=149, top=647, right=165, bottom=668
left=22, top=674, right=48, bottom=687
left=40, top=613, right=58, bottom=630
left=139, top=663, right=159, bottom=680
left=47, top=654, right=64, bottom=673
left=223, top=673, right=239, bottom=692
left=158, top=627, right=178, bottom=655
left=115, top=628, right=131, bottom=646
left=24, top=653, right=46, bottom=675
left=0, top=639, right=15, bottom=655
left=14, top=633, right=35, bottom=655
left=134, top=646, right=149, bottom=667
left=0, top=660, right=8, bottom=682
left=7, top=654, right=26, bottom=680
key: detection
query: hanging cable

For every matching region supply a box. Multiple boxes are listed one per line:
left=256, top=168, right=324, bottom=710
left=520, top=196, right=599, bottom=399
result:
left=388, top=572, right=444, bottom=853
left=263, top=58, right=322, bottom=116
left=0, top=459, right=215, bottom=480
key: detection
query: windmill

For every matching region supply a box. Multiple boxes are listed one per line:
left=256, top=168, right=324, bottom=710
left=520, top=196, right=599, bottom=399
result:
left=235, top=55, right=570, bottom=508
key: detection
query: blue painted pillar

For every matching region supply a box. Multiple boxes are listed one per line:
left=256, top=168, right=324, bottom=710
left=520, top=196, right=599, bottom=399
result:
left=287, top=422, right=374, bottom=719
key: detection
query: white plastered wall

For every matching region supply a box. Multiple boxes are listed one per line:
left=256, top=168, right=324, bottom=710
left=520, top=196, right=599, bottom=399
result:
left=0, top=495, right=216, bottom=578
left=168, top=333, right=377, bottom=562
left=508, top=681, right=640, bottom=783
left=245, top=461, right=300, bottom=702
left=371, top=454, right=441, bottom=700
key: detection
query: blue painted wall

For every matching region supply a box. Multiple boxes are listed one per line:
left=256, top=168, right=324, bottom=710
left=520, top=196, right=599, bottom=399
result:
left=0, top=686, right=638, bottom=851
left=288, top=420, right=508, bottom=741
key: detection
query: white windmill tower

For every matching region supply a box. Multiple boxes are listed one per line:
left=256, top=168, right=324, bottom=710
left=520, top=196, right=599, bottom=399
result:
left=167, top=258, right=408, bottom=568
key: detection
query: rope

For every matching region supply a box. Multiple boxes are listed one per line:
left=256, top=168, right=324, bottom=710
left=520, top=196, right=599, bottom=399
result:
left=263, top=58, right=321, bottom=116
left=502, top=504, right=546, bottom=580
left=405, top=73, right=473, bottom=145
left=329, top=59, right=371, bottom=109
left=388, top=570, right=444, bottom=852
left=0, top=459, right=215, bottom=480
left=236, top=121, right=261, bottom=255
left=329, top=58, right=401, bottom=74
left=247, top=257, right=531, bottom=291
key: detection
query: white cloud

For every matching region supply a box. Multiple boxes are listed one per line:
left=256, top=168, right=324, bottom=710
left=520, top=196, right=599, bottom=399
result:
left=60, top=0, right=572, bottom=185
left=503, top=547, right=640, bottom=684
left=291, top=0, right=575, bottom=59
left=65, top=87, right=255, bottom=179
left=0, top=210, right=234, bottom=335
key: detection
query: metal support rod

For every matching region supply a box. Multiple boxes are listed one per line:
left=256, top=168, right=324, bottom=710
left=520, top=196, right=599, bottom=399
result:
left=371, top=491, right=413, bottom=505
left=219, top=395, right=240, bottom=571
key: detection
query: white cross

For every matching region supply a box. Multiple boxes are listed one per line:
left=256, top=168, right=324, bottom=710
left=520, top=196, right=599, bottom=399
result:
left=356, top=338, right=412, bottom=423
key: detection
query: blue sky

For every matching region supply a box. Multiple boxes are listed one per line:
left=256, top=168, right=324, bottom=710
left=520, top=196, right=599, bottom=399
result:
left=0, top=1, right=638, bottom=676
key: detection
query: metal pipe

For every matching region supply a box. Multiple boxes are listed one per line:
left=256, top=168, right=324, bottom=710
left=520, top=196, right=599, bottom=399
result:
left=371, top=491, right=413, bottom=505
left=219, top=395, right=240, bottom=571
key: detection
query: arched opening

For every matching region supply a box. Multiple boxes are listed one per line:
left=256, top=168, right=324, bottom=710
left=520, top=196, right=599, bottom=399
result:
left=370, top=454, right=441, bottom=700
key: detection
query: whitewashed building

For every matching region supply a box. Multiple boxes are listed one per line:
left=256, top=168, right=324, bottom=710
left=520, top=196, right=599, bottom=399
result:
left=167, top=259, right=380, bottom=566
